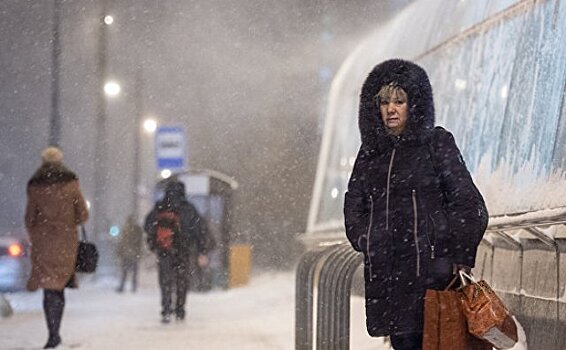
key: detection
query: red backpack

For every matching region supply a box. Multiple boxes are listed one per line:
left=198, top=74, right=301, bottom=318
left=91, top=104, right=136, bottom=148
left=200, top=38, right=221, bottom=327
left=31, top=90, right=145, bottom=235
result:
left=155, top=210, right=181, bottom=250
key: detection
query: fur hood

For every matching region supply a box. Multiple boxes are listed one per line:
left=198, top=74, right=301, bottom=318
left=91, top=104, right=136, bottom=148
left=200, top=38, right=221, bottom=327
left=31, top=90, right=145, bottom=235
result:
left=359, top=59, right=435, bottom=151
left=28, top=162, right=78, bottom=187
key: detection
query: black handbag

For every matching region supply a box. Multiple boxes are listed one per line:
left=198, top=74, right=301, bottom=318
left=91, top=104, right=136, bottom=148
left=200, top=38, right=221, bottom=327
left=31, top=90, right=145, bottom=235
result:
left=76, top=226, right=99, bottom=273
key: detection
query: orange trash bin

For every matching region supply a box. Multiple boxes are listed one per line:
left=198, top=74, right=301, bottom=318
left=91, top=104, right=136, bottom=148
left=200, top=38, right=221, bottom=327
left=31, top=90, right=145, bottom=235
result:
left=228, top=244, right=252, bottom=288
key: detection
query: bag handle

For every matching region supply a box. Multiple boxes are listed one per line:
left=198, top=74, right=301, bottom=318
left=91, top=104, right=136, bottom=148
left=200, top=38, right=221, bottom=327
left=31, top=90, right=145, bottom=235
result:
left=80, top=225, right=88, bottom=242
left=458, top=270, right=495, bottom=304
left=458, top=270, right=478, bottom=286
left=444, top=275, right=460, bottom=291
left=444, top=269, right=477, bottom=290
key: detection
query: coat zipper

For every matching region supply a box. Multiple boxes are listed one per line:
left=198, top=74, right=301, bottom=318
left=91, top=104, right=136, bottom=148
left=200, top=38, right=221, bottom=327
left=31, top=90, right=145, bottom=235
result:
left=385, top=148, right=396, bottom=232
left=412, top=189, right=421, bottom=277
left=367, top=195, right=374, bottom=281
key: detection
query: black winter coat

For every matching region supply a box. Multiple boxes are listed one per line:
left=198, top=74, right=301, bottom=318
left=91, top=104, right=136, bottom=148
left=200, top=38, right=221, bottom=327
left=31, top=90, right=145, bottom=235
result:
left=144, top=192, right=210, bottom=259
left=344, top=59, right=488, bottom=337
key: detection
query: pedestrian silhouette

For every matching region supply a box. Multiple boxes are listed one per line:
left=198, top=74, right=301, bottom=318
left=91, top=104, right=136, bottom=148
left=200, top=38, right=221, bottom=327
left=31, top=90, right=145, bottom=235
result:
left=25, top=147, right=89, bottom=349
left=116, top=215, right=143, bottom=293
left=144, top=180, right=212, bottom=323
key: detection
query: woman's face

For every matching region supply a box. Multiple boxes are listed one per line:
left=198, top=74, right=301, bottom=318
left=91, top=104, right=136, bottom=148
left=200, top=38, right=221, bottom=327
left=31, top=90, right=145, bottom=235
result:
left=378, top=91, right=408, bottom=136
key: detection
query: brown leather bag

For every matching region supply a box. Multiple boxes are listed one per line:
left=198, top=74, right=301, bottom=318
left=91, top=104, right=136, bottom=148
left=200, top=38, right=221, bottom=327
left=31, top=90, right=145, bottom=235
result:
left=459, top=271, right=518, bottom=349
left=423, top=277, right=492, bottom=350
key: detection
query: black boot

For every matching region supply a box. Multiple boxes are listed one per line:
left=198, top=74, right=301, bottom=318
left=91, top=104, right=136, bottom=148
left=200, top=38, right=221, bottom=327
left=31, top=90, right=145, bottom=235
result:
left=43, top=334, right=61, bottom=349
left=43, top=289, right=64, bottom=349
left=161, top=312, right=171, bottom=324
left=175, top=308, right=185, bottom=321
left=117, top=265, right=127, bottom=293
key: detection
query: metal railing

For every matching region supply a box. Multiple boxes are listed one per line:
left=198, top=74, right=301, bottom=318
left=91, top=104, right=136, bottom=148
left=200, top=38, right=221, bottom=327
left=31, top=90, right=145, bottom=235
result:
left=295, top=208, right=566, bottom=350
left=295, top=243, right=362, bottom=350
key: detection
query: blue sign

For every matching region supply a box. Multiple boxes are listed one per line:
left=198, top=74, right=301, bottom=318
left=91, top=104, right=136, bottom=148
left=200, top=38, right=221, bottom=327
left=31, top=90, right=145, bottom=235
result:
left=155, top=126, right=186, bottom=171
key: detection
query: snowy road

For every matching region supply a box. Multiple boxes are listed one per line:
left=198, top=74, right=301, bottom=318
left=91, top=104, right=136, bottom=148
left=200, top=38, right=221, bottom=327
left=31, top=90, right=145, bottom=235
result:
left=0, top=266, right=388, bottom=350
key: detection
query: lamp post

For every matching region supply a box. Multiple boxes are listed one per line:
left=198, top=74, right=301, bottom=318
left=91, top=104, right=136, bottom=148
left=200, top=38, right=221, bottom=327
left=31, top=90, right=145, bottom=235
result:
left=49, top=0, right=62, bottom=146
left=132, top=70, right=144, bottom=221
left=93, top=0, right=111, bottom=240
left=137, top=116, right=157, bottom=219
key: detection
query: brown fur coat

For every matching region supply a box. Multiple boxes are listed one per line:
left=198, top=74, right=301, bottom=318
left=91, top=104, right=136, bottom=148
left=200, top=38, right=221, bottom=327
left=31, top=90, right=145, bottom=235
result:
left=25, top=162, right=89, bottom=291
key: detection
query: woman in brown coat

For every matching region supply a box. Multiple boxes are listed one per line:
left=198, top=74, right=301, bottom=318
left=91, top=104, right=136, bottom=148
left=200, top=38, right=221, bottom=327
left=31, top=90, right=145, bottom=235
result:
left=25, top=147, right=89, bottom=349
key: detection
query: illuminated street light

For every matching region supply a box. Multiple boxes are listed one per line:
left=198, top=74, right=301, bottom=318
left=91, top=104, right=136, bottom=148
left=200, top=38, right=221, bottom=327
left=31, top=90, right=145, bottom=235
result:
left=104, top=15, right=114, bottom=25
left=109, top=225, right=120, bottom=237
left=161, top=169, right=172, bottom=179
left=104, top=81, right=121, bottom=97
left=143, top=118, right=158, bottom=133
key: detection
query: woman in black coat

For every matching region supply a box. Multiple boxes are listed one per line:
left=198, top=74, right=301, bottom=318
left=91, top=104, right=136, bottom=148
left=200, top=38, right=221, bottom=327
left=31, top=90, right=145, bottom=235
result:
left=344, top=59, right=488, bottom=350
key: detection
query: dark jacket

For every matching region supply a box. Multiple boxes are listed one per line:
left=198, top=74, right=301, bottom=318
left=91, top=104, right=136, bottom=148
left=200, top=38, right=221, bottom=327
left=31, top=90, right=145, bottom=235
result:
left=25, top=162, right=89, bottom=291
left=344, top=59, right=488, bottom=337
left=116, top=218, right=143, bottom=263
left=144, top=184, right=210, bottom=259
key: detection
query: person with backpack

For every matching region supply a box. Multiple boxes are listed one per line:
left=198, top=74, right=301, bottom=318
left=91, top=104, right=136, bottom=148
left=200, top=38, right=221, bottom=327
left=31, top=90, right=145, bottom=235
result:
left=144, top=180, right=210, bottom=323
left=343, top=59, right=488, bottom=349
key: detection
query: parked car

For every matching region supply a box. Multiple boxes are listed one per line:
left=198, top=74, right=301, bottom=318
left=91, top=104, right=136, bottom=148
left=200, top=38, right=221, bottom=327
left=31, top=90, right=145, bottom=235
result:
left=0, top=231, right=31, bottom=292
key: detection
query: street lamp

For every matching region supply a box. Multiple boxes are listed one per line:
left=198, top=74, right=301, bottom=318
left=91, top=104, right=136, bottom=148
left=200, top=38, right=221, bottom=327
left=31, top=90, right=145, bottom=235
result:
left=143, top=118, right=157, bottom=133
left=135, top=113, right=160, bottom=218
left=93, top=0, right=112, bottom=241
left=131, top=72, right=160, bottom=221
left=104, top=80, right=121, bottom=97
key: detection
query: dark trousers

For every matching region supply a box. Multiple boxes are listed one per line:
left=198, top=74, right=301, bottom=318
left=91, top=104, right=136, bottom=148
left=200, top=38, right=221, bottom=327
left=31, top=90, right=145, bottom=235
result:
left=390, top=332, right=423, bottom=350
left=117, top=259, right=139, bottom=292
left=158, top=254, right=189, bottom=316
left=43, top=289, right=65, bottom=338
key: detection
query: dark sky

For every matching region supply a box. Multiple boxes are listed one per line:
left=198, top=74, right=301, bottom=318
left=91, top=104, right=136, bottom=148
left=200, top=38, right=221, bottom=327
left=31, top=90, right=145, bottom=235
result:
left=0, top=0, right=411, bottom=267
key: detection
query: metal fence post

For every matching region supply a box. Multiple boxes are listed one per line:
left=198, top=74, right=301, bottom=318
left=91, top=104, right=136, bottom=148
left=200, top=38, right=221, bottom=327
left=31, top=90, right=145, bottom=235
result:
left=316, top=245, right=349, bottom=349
left=295, top=247, right=326, bottom=350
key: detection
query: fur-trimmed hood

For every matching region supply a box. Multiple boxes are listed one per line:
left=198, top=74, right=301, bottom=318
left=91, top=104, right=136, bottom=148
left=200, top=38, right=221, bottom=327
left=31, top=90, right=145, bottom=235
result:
left=359, top=59, right=435, bottom=151
left=28, top=162, right=78, bottom=187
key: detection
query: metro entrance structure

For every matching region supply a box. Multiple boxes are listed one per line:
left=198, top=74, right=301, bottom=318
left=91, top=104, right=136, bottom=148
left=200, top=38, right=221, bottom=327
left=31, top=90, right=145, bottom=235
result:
left=297, top=0, right=566, bottom=349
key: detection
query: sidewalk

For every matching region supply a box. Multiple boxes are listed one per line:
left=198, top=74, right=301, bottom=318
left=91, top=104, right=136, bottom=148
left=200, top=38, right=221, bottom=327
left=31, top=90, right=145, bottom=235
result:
left=0, top=267, right=388, bottom=350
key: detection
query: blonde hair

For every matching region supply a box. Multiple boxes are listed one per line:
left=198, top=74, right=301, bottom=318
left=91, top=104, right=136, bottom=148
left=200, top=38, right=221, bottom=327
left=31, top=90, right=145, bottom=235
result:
left=41, top=146, right=63, bottom=163
left=375, top=84, right=408, bottom=104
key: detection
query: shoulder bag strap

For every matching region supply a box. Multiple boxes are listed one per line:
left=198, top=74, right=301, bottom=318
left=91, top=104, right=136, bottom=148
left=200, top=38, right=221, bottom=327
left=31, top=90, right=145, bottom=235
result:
left=80, top=225, right=87, bottom=242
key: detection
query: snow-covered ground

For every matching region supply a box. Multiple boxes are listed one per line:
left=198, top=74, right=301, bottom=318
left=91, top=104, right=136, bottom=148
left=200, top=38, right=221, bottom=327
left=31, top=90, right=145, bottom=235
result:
left=0, top=265, right=388, bottom=350
left=0, top=265, right=526, bottom=350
